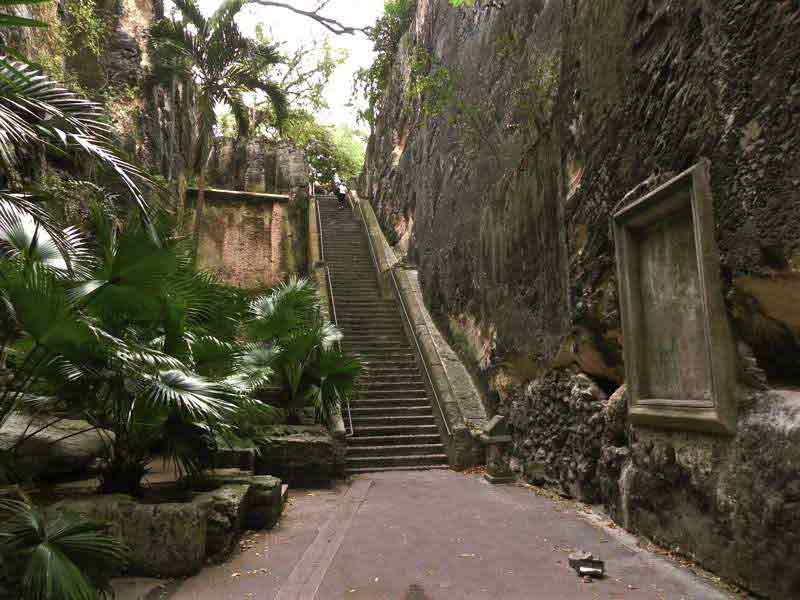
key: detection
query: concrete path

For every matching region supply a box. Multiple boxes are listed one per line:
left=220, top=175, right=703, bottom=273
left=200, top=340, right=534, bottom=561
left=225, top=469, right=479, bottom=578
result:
left=168, top=470, right=735, bottom=600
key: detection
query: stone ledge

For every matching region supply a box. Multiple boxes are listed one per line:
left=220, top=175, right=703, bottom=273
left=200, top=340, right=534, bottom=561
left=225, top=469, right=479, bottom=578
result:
left=187, top=187, right=290, bottom=205
left=254, top=425, right=344, bottom=486
left=41, top=472, right=286, bottom=578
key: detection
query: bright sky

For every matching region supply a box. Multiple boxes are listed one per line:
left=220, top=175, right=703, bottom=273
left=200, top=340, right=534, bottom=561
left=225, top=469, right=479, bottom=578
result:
left=194, top=0, right=384, bottom=130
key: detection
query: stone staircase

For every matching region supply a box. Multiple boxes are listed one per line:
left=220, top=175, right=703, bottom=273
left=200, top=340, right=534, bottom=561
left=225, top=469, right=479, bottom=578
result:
left=316, top=196, right=449, bottom=475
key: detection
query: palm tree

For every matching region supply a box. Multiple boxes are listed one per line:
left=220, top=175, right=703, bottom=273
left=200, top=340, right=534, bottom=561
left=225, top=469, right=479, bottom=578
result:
left=149, top=0, right=288, bottom=241
left=242, top=277, right=360, bottom=423
left=0, top=208, right=241, bottom=494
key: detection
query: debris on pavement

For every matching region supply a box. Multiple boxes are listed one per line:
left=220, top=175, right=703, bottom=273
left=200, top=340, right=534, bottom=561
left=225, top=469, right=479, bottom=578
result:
left=568, top=550, right=605, bottom=579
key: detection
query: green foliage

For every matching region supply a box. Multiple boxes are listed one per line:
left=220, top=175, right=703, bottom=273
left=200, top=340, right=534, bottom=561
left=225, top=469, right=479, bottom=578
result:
left=21, top=0, right=116, bottom=93
left=255, top=25, right=348, bottom=114
left=0, top=0, right=48, bottom=30
left=408, top=47, right=455, bottom=118
left=0, top=498, right=127, bottom=600
left=353, top=0, right=416, bottom=125
left=280, top=111, right=365, bottom=182
left=0, top=60, right=149, bottom=216
left=241, top=277, right=360, bottom=421
left=149, top=0, right=288, bottom=175
left=0, top=205, right=238, bottom=494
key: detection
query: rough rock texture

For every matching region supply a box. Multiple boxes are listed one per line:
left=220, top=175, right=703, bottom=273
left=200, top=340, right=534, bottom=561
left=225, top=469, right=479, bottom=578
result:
left=45, top=494, right=208, bottom=577
left=195, top=483, right=250, bottom=561
left=364, top=1, right=800, bottom=596
left=508, top=371, right=608, bottom=502
left=205, top=472, right=285, bottom=530
left=42, top=474, right=286, bottom=577
left=0, top=411, right=111, bottom=482
left=255, top=425, right=344, bottom=486
left=208, top=138, right=311, bottom=197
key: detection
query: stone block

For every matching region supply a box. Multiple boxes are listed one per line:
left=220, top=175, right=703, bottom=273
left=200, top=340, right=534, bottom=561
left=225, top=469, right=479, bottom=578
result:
left=255, top=425, right=343, bottom=486
left=45, top=494, right=208, bottom=578
left=194, top=483, right=250, bottom=560
left=0, top=410, right=112, bottom=483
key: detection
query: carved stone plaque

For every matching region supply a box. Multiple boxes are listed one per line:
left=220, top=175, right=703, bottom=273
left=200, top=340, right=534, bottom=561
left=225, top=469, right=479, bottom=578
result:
left=612, top=160, right=736, bottom=434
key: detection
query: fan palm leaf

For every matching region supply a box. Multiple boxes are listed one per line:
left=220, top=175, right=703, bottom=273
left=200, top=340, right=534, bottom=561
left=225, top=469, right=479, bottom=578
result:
left=0, top=498, right=127, bottom=600
left=245, top=277, right=320, bottom=341
left=0, top=194, right=93, bottom=277
left=0, top=60, right=150, bottom=217
left=305, top=349, right=361, bottom=423
left=133, top=369, right=234, bottom=420
left=224, top=342, right=279, bottom=393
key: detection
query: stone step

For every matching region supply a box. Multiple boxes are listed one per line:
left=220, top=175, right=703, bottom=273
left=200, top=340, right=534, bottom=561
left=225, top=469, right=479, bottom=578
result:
left=350, top=405, right=433, bottom=417
left=356, top=380, right=425, bottom=390
left=344, top=340, right=412, bottom=348
left=347, top=433, right=443, bottom=447
left=338, top=317, right=404, bottom=323
left=346, top=453, right=449, bottom=469
left=349, top=349, right=416, bottom=357
left=345, top=464, right=450, bottom=475
left=355, top=381, right=426, bottom=391
left=350, top=398, right=430, bottom=408
left=339, top=320, right=405, bottom=327
left=351, top=415, right=436, bottom=427
left=351, top=423, right=441, bottom=436
left=353, top=388, right=428, bottom=398
left=345, top=333, right=407, bottom=341
left=359, top=361, right=420, bottom=370
left=346, top=444, right=446, bottom=459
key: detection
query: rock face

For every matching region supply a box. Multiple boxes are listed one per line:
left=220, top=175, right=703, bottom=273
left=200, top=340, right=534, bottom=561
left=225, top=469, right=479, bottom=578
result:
left=255, top=425, right=345, bottom=486
left=363, top=1, right=800, bottom=596
left=0, top=411, right=111, bottom=482
left=509, top=372, right=608, bottom=502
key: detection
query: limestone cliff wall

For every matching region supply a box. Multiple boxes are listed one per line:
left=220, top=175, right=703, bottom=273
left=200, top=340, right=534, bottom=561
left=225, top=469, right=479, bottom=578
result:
left=363, top=1, right=800, bottom=597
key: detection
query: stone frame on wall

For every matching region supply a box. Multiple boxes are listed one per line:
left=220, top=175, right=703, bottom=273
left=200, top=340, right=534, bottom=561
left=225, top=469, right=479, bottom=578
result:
left=612, top=160, right=737, bottom=434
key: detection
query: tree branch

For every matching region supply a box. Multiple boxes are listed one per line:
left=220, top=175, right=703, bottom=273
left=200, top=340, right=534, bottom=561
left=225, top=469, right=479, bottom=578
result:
left=248, top=1, right=371, bottom=36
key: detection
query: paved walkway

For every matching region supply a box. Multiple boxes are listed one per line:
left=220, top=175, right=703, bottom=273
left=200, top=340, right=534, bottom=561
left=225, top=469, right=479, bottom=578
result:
left=168, top=470, right=734, bottom=600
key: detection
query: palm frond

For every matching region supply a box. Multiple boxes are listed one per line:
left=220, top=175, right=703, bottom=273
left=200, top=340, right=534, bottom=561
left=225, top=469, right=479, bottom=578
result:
left=0, top=194, right=93, bottom=277
left=134, top=369, right=234, bottom=419
left=0, top=499, right=127, bottom=600
left=245, top=277, right=320, bottom=341
left=172, top=0, right=208, bottom=36
left=0, top=193, right=92, bottom=277
left=224, top=342, right=279, bottom=393
left=0, top=60, right=150, bottom=217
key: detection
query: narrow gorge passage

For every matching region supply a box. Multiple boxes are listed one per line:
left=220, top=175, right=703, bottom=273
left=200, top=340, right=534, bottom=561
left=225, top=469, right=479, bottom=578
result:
left=316, top=196, right=449, bottom=475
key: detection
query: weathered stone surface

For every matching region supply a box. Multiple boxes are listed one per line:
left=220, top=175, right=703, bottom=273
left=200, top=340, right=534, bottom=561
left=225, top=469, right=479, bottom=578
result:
left=44, top=494, right=208, bottom=578
left=508, top=372, right=609, bottom=502
left=204, top=472, right=284, bottom=530
left=195, top=484, right=249, bottom=561
left=255, top=425, right=344, bottom=486
left=41, top=474, right=286, bottom=577
left=0, top=411, right=111, bottom=482
left=619, top=390, right=800, bottom=599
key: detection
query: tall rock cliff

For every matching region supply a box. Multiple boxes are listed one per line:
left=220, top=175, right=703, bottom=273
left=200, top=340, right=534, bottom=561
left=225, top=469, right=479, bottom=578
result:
left=363, top=1, right=800, bottom=597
